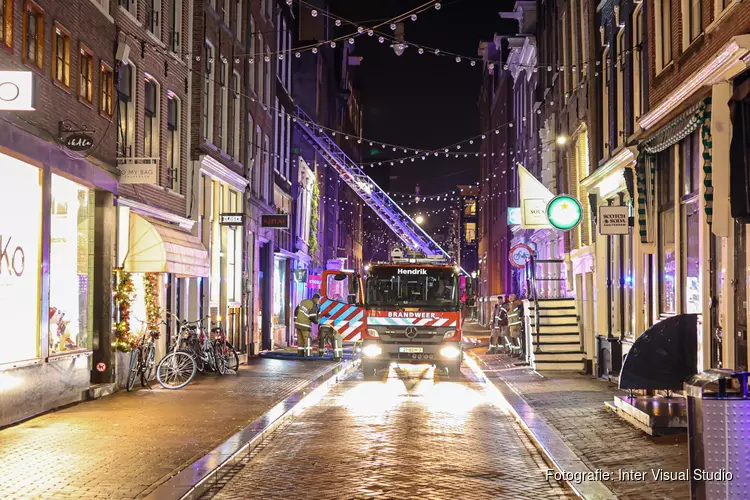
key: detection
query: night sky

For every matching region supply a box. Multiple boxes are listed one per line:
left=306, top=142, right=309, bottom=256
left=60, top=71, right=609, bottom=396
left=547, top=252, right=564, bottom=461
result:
left=329, top=0, right=516, bottom=198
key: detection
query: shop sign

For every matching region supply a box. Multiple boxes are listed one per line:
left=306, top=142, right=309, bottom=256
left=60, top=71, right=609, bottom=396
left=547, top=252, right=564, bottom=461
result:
left=546, top=195, right=583, bottom=231
left=598, top=206, right=630, bottom=235
left=307, top=275, right=323, bottom=289
left=219, top=213, right=244, bottom=226
left=261, top=213, right=289, bottom=229
left=63, top=133, right=94, bottom=152
left=523, top=199, right=549, bottom=227
left=507, top=207, right=521, bottom=225
left=119, top=159, right=159, bottom=185
left=0, top=71, right=37, bottom=111
left=294, top=269, right=308, bottom=282
left=509, top=243, right=533, bottom=268
left=390, top=247, right=404, bottom=259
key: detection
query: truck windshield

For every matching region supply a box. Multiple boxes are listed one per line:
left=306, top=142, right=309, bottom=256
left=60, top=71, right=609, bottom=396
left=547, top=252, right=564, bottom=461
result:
left=365, top=267, right=458, bottom=310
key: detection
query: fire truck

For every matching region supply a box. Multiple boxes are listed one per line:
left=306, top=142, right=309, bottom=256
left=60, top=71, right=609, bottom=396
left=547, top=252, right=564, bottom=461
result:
left=317, top=257, right=463, bottom=378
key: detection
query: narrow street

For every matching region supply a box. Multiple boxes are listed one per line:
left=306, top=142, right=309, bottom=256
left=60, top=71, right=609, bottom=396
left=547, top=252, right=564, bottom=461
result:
left=201, top=364, right=573, bottom=500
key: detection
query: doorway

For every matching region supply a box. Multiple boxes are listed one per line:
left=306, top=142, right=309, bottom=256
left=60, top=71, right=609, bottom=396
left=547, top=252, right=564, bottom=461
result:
left=734, top=220, right=748, bottom=370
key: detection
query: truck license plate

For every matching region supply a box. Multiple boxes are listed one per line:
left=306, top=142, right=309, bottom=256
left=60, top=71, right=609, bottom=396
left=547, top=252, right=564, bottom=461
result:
left=399, top=347, right=423, bottom=353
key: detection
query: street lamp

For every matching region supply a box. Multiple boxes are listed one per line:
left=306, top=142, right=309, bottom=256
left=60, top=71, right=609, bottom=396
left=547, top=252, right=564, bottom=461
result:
left=415, top=214, right=425, bottom=225
left=555, top=135, right=568, bottom=145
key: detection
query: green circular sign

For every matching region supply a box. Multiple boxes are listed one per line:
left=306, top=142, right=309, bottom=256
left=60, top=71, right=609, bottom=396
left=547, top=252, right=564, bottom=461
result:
left=546, top=195, right=582, bottom=231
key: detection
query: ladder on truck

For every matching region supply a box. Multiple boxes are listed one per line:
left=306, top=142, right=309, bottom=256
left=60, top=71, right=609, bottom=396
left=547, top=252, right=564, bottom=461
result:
left=294, top=105, right=451, bottom=260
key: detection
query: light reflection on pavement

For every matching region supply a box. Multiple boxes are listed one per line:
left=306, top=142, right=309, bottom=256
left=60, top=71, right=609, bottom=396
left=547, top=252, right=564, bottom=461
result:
left=204, top=363, right=573, bottom=500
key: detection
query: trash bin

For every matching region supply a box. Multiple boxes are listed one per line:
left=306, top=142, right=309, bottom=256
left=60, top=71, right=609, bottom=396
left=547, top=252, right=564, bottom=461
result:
left=685, top=369, right=750, bottom=500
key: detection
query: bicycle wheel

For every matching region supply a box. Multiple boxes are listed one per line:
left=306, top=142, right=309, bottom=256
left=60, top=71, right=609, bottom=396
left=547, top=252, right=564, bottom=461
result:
left=213, top=341, right=228, bottom=375
left=141, top=345, right=156, bottom=387
left=225, top=342, right=240, bottom=372
left=126, top=349, right=142, bottom=392
left=156, top=351, right=197, bottom=390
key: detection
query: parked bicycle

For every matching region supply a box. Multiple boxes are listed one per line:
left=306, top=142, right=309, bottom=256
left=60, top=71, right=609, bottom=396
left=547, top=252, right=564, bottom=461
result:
left=126, top=319, right=161, bottom=392
left=210, top=319, right=239, bottom=374
left=156, top=315, right=205, bottom=390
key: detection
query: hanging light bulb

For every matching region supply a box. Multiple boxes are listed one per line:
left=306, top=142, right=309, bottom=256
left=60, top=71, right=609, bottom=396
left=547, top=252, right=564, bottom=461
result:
left=335, top=19, right=341, bottom=27
left=330, top=41, right=336, bottom=48
left=378, top=36, right=385, bottom=43
left=418, top=48, right=424, bottom=55
left=411, top=14, right=417, bottom=21
left=295, top=52, right=301, bottom=58
left=470, top=60, right=476, bottom=66
left=312, top=47, right=318, bottom=54
left=434, top=49, right=440, bottom=55
left=435, top=2, right=441, bottom=9
left=311, top=9, right=318, bottom=17
left=390, top=23, right=397, bottom=30
left=368, top=29, right=374, bottom=36
left=455, top=56, right=461, bottom=63
left=349, top=38, right=355, bottom=44
left=264, top=55, right=270, bottom=62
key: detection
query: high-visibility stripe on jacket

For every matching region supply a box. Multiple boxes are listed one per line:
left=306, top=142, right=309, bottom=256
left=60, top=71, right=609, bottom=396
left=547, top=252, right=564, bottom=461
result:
left=295, top=299, right=318, bottom=330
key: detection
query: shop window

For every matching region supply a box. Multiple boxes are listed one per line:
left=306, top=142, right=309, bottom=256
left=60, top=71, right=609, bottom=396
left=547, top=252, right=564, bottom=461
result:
left=227, top=190, right=241, bottom=303
left=218, top=59, right=228, bottom=150
left=210, top=181, right=223, bottom=305
left=658, top=148, right=676, bottom=316
left=0, top=154, right=42, bottom=364
left=273, top=257, right=287, bottom=326
left=144, top=76, right=159, bottom=158
left=682, top=132, right=701, bottom=314
left=464, top=199, right=476, bottom=216
left=167, top=93, right=181, bottom=192
left=49, top=175, right=94, bottom=355
left=23, top=1, right=44, bottom=69
left=168, top=0, right=181, bottom=53
left=78, top=45, right=94, bottom=104
left=99, top=63, right=114, bottom=117
left=1, top=0, right=13, bottom=49
left=117, top=62, right=136, bottom=157
left=52, top=24, right=71, bottom=88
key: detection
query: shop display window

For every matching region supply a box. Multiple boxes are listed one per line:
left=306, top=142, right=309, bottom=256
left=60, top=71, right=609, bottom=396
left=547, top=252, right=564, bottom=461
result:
left=49, top=175, right=94, bottom=354
left=273, top=257, right=287, bottom=326
left=0, top=154, right=42, bottom=364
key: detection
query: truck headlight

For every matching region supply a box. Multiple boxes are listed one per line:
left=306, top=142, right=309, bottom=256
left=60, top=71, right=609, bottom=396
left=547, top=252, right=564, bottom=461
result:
left=367, top=329, right=380, bottom=338
left=440, top=346, right=461, bottom=359
left=443, top=330, right=456, bottom=339
left=362, top=344, right=382, bottom=357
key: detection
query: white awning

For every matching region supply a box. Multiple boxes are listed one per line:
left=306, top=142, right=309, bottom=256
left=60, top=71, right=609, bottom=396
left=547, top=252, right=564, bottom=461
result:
left=124, top=213, right=209, bottom=277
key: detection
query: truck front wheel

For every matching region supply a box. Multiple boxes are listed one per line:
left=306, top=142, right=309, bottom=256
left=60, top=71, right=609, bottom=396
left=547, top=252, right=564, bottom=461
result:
left=362, top=361, right=379, bottom=380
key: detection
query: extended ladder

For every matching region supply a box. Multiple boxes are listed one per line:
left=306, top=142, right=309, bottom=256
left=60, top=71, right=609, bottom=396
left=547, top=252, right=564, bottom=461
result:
left=295, top=106, right=451, bottom=259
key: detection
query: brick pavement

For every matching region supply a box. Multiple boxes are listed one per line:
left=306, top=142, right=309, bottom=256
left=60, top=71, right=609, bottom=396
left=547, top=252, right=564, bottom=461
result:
left=474, top=349, right=690, bottom=500
left=203, top=365, right=575, bottom=500
left=0, top=358, right=334, bottom=500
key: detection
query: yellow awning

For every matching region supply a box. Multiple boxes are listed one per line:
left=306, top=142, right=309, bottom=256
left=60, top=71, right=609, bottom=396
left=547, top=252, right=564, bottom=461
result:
left=124, top=213, right=209, bottom=277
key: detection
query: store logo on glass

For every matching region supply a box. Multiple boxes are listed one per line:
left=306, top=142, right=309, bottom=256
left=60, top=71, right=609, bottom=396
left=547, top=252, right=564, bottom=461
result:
left=0, top=235, right=25, bottom=277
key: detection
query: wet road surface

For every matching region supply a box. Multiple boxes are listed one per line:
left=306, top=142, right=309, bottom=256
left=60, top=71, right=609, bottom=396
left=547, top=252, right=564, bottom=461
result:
left=202, top=363, right=573, bottom=500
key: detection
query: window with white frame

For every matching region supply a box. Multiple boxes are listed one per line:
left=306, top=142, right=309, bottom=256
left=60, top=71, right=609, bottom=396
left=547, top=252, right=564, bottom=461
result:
left=169, top=0, right=181, bottom=53
left=569, top=1, right=579, bottom=87
left=203, top=41, right=215, bottom=141
left=231, top=71, right=241, bottom=159
left=684, top=0, right=702, bottom=46
left=656, top=0, right=672, bottom=71
left=285, top=114, right=291, bottom=179
left=264, top=44, right=271, bottom=107
left=144, top=76, right=160, bottom=158
left=258, top=35, right=265, bottom=105
left=118, top=0, right=136, bottom=18
left=235, top=0, right=242, bottom=40
left=616, top=30, right=625, bottom=146
left=633, top=6, right=644, bottom=124
left=167, top=93, right=181, bottom=192
left=117, top=62, right=136, bottom=157
left=274, top=97, right=280, bottom=173
left=249, top=16, right=256, bottom=93
left=562, top=13, right=570, bottom=94
left=601, top=47, right=610, bottom=156
left=145, top=0, right=160, bottom=38
left=218, top=59, right=228, bottom=150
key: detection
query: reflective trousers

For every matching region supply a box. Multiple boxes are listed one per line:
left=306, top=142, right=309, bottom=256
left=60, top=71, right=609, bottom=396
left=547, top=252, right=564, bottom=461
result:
left=318, top=327, right=343, bottom=360
left=296, top=328, right=313, bottom=357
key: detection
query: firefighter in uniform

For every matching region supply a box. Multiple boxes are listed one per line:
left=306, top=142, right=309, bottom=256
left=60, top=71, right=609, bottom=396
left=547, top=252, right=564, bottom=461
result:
left=294, top=294, right=320, bottom=357
left=318, top=323, right=344, bottom=361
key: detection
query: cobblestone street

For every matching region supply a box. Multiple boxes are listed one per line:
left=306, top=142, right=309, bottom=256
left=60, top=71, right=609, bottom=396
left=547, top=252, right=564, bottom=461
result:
left=0, top=359, right=334, bottom=500
left=202, top=364, right=573, bottom=500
